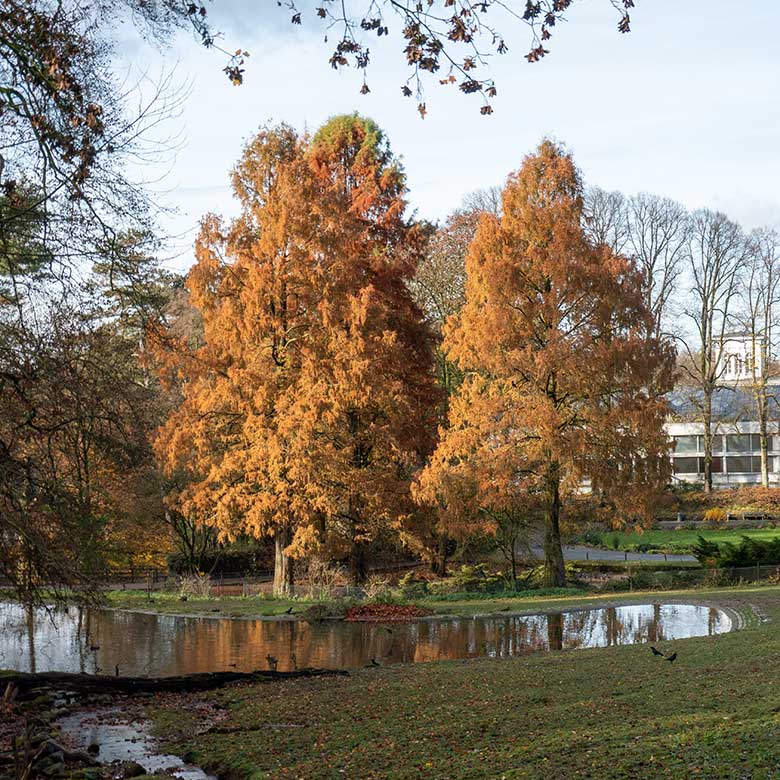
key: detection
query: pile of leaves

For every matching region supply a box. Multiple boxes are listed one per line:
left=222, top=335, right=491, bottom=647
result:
left=344, top=603, right=431, bottom=622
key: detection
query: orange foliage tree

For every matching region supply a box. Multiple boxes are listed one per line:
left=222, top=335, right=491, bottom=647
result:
left=415, top=141, right=675, bottom=587
left=155, top=115, right=438, bottom=592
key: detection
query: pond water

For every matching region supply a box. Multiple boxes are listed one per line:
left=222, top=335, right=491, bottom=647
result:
left=0, top=601, right=733, bottom=675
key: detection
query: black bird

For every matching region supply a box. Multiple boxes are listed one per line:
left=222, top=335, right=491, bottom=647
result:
left=180, top=595, right=188, bottom=602
left=115, top=664, right=120, bottom=677
left=650, top=646, right=665, bottom=657
left=666, top=652, right=677, bottom=664
left=370, top=658, right=381, bottom=667
left=283, top=606, right=293, bottom=614
left=89, top=643, right=100, bottom=651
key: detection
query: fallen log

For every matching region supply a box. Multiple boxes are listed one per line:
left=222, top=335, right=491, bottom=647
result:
left=4, top=667, right=348, bottom=699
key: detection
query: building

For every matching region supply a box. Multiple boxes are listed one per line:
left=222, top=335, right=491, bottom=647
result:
left=667, top=334, right=780, bottom=488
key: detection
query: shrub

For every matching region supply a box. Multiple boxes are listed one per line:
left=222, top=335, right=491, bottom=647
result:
left=302, top=557, right=342, bottom=600
left=178, top=574, right=211, bottom=598
left=363, top=575, right=393, bottom=601
left=396, top=571, right=429, bottom=600
left=703, top=508, right=728, bottom=525
left=427, top=564, right=507, bottom=595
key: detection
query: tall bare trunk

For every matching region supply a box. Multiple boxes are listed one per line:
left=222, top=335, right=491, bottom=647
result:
left=273, top=526, right=294, bottom=596
left=543, top=461, right=566, bottom=588
left=703, top=389, right=713, bottom=493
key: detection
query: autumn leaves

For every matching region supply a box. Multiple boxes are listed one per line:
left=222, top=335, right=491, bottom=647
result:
left=155, top=115, right=439, bottom=594
left=157, top=119, right=674, bottom=593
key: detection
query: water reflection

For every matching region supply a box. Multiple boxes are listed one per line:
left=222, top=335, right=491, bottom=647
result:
left=0, top=602, right=731, bottom=676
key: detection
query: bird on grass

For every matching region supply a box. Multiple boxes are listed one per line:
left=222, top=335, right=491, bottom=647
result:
left=283, top=607, right=293, bottom=614
left=666, top=652, right=677, bottom=664
left=650, top=646, right=665, bottom=657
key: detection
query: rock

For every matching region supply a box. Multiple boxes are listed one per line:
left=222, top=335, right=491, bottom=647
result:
left=119, top=760, right=147, bottom=778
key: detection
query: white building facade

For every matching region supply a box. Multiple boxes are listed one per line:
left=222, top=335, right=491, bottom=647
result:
left=667, top=334, right=779, bottom=488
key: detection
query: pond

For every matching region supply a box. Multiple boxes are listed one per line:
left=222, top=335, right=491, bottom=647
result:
left=0, top=601, right=734, bottom=675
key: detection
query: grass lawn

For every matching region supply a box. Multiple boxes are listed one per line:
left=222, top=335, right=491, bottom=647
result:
left=102, top=589, right=309, bottom=618
left=144, top=584, right=780, bottom=780
left=590, top=526, right=780, bottom=554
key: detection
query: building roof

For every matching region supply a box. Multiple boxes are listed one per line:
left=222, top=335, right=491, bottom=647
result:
left=667, top=386, right=780, bottom=423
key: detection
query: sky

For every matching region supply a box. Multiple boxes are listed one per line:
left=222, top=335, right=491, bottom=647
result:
left=115, top=1, right=780, bottom=272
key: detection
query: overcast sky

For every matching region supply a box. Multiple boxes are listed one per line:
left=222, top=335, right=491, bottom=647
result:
left=116, top=1, right=780, bottom=272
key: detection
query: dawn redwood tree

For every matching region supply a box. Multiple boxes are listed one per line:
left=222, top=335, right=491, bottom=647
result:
left=156, top=116, right=438, bottom=590
left=415, top=141, right=675, bottom=588
left=283, top=115, right=440, bottom=585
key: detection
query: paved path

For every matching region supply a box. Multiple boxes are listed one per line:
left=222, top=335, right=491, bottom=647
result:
left=529, top=545, right=696, bottom=564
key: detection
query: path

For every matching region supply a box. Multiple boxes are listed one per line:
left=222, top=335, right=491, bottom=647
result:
left=529, top=544, right=696, bottom=563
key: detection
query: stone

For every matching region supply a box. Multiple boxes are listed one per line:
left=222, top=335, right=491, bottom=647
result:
left=119, top=760, right=147, bottom=778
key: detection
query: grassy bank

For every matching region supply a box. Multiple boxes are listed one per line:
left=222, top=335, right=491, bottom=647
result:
left=105, top=583, right=733, bottom=620
left=587, top=526, right=780, bottom=554
left=143, top=584, right=779, bottom=780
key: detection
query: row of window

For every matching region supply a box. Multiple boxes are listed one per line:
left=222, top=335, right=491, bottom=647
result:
left=672, top=455, right=775, bottom=475
left=673, top=434, right=774, bottom=454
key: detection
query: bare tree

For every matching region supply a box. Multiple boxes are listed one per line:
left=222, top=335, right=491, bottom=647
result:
left=461, top=185, right=503, bottom=218
left=740, top=229, right=780, bottom=487
left=626, top=193, right=690, bottom=339
left=583, top=187, right=629, bottom=253
left=678, top=210, right=747, bottom=492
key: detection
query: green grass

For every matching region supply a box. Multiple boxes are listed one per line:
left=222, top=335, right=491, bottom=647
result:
left=102, top=590, right=310, bottom=617
left=591, top=526, right=780, bottom=554
left=146, top=584, right=780, bottom=780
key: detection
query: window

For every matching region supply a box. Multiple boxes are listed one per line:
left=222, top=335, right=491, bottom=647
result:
left=673, top=436, right=699, bottom=454
left=673, top=457, right=700, bottom=474
left=726, top=434, right=752, bottom=452
left=726, top=456, right=755, bottom=473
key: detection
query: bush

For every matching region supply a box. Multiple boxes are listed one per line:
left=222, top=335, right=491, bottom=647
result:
left=703, top=508, right=728, bottom=525
left=694, top=534, right=780, bottom=568
left=364, top=575, right=393, bottom=601
left=521, top=561, right=581, bottom=588
left=427, top=564, right=507, bottom=595
left=302, top=557, right=342, bottom=600
left=178, top=574, right=211, bottom=598
left=396, top=571, right=429, bottom=600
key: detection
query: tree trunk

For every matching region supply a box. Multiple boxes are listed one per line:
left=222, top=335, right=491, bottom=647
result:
left=509, top=544, right=519, bottom=592
left=432, top=534, right=450, bottom=577
left=703, top=388, right=713, bottom=493
left=273, top=526, right=294, bottom=596
left=349, top=536, right=368, bottom=586
left=759, top=393, right=769, bottom=488
left=543, top=462, right=566, bottom=588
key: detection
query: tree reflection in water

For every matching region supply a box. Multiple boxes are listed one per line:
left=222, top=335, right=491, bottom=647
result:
left=0, top=601, right=733, bottom=675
